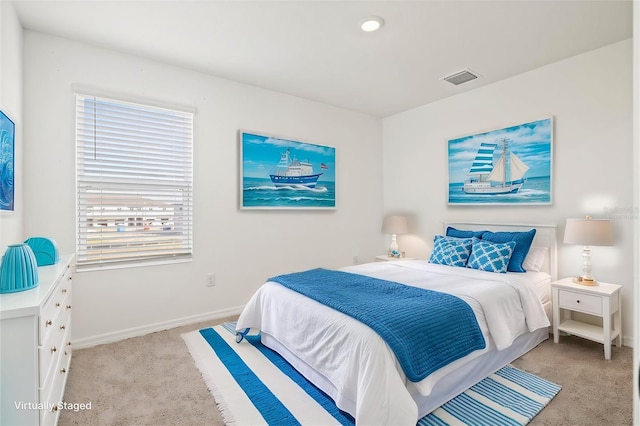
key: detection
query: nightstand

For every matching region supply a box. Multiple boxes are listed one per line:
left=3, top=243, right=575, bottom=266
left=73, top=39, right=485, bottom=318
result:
left=375, top=255, right=415, bottom=262
left=551, top=277, right=622, bottom=360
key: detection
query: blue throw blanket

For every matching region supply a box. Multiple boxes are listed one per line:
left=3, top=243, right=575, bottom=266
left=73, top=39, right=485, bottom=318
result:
left=269, top=268, right=486, bottom=382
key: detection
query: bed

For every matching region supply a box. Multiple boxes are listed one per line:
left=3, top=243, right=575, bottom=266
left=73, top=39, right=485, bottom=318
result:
left=235, top=222, right=557, bottom=424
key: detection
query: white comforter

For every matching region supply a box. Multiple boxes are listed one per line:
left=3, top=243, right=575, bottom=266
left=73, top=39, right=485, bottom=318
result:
left=236, top=260, right=550, bottom=425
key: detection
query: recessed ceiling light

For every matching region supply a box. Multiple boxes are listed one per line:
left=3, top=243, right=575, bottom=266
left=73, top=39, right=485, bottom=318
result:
left=360, top=16, right=384, bottom=32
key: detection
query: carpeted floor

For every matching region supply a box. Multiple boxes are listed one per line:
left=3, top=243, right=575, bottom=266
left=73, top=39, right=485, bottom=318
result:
left=59, top=317, right=632, bottom=426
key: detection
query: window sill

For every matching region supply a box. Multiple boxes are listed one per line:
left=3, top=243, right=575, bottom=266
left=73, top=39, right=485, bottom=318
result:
left=76, top=256, right=193, bottom=273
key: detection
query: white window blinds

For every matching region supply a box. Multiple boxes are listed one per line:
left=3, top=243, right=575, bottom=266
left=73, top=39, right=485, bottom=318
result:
left=75, top=94, right=193, bottom=269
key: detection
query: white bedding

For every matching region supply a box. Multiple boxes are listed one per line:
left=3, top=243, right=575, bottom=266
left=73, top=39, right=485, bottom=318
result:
left=236, top=260, right=551, bottom=425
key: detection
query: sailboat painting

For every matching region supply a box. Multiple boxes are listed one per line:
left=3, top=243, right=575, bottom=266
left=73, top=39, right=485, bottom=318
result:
left=448, top=118, right=552, bottom=205
left=240, top=131, right=336, bottom=209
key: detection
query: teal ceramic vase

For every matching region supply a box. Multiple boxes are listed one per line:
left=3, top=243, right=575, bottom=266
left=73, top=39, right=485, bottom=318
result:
left=0, top=244, right=39, bottom=293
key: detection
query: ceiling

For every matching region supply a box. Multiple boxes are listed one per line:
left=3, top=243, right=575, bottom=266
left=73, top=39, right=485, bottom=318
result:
left=11, top=0, right=633, bottom=117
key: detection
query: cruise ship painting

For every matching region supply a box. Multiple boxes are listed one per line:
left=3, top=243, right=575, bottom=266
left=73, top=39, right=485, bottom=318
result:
left=463, top=139, right=529, bottom=195
left=269, top=148, right=324, bottom=188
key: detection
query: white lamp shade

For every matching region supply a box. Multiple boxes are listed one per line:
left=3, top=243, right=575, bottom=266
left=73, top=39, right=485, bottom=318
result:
left=382, top=216, right=408, bottom=235
left=563, top=218, right=613, bottom=246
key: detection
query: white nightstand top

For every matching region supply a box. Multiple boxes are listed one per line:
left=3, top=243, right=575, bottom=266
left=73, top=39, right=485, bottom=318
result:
left=375, top=255, right=416, bottom=262
left=551, top=277, right=622, bottom=296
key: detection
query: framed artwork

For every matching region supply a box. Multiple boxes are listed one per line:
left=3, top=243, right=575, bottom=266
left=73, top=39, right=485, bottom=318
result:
left=240, top=131, right=336, bottom=209
left=0, top=109, right=15, bottom=211
left=448, top=117, right=552, bottom=205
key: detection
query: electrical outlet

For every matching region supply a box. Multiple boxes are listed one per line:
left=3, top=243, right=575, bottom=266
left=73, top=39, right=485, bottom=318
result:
left=353, top=256, right=359, bottom=264
left=206, top=273, right=216, bottom=287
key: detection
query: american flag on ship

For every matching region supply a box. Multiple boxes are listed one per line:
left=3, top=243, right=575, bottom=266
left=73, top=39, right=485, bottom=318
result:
left=321, top=163, right=328, bottom=169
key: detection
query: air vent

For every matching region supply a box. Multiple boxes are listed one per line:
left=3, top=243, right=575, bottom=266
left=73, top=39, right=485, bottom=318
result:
left=442, top=69, right=479, bottom=85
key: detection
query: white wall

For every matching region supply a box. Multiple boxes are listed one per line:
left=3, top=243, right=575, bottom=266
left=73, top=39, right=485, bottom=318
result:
left=0, top=1, right=24, bottom=253
left=22, top=31, right=384, bottom=346
left=383, top=40, right=634, bottom=344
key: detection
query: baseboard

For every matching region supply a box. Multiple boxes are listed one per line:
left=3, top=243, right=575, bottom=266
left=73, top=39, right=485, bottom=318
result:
left=73, top=306, right=244, bottom=349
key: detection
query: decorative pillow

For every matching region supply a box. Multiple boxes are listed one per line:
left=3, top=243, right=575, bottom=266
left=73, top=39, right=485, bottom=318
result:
left=480, top=229, right=536, bottom=273
left=428, top=235, right=475, bottom=267
left=446, top=226, right=485, bottom=239
left=523, top=246, right=548, bottom=272
left=466, top=240, right=516, bottom=274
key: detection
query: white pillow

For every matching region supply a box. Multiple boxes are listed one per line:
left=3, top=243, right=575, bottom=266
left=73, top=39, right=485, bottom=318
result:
left=523, top=246, right=548, bottom=272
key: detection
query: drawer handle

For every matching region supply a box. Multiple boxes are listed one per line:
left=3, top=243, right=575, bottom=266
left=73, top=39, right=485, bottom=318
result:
left=55, top=302, right=60, bottom=308
left=45, top=320, right=53, bottom=327
left=51, top=346, right=57, bottom=353
left=60, top=368, right=66, bottom=374
left=68, top=276, right=72, bottom=281
left=62, top=288, right=68, bottom=294
left=60, top=325, right=66, bottom=330
left=67, top=341, right=72, bottom=346
left=66, top=305, right=72, bottom=310
left=52, top=405, right=58, bottom=412
left=576, top=300, right=581, bottom=304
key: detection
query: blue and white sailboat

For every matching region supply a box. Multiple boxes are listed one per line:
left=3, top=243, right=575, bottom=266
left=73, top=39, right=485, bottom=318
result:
left=269, top=148, right=324, bottom=188
left=463, top=139, right=529, bottom=194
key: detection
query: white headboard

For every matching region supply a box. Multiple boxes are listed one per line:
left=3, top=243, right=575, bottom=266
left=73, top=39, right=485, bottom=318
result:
left=443, top=222, right=558, bottom=280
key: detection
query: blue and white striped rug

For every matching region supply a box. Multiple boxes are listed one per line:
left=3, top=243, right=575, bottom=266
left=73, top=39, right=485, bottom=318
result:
left=183, top=323, right=561, bottom=425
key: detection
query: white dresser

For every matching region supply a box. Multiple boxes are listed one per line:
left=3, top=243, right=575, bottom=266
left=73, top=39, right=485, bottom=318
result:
left=0, top=254, right=75, bottom=426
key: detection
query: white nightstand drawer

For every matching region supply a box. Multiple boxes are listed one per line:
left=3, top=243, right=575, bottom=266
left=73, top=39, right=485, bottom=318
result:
left=557, top=289, right=601, bottom=315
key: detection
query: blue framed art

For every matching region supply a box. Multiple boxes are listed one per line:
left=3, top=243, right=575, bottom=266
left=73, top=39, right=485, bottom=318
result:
left=448, top=118, right=552, bottom=205
left=240, top=131, right=336, bottom=209
left=0, top=109, right=15, bottom=211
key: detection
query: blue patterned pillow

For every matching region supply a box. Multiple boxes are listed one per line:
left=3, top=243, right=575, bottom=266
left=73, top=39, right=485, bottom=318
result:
left=466, top=240, right=516, bottom=273
left=481, top=229, right=536, bottom=273
left=428, top=236, right=475, bottom=267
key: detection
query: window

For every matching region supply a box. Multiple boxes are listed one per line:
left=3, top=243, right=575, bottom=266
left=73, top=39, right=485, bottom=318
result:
left=75, top=94, right=193, bottom=269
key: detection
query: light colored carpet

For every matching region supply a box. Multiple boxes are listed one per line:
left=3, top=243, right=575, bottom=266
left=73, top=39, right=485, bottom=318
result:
left=59, top=318, right=632, bottom=426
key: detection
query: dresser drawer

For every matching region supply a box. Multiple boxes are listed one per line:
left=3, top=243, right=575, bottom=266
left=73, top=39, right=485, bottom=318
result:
left=39, top=273, right=72, bottom=391
left=39, top=324, right=71, bottom=426
left=39, top=291, right=63, bottom=347
left=39, top=401, right=58, bottom=426
left=39, top=330, right=61, bottom=389
left=39, top=348, right=69, bottom=426
left=39, top=266, right=72, bottom=346
left=57, top=299, right=72, bottom=371
left=558, top=289, right=602, bottom=315
left=38, top=288, right=71, bottom=389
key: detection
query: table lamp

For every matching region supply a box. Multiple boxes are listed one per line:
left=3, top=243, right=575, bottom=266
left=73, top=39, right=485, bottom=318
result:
left=382, top=215, right=408, bottom=257
left=563, top=216, right=612, bottom=285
